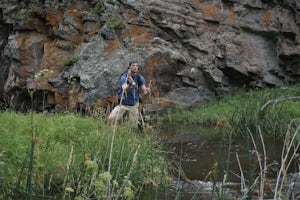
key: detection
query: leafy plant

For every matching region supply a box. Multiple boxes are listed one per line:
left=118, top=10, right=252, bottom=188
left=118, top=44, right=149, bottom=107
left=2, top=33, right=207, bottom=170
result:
left=107, top=16, right=123, bottom=29
left=91, top=1, right=105, bottom=15
left=63, top=55, right=79, bottom=68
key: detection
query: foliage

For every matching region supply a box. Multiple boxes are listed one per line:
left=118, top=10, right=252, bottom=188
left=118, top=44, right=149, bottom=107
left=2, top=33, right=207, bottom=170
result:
left=0, top=111, right=173, bottom=199
left=107, top=17, right=123, bottom=29
left=229, top=85, right=300, bottom=141
left=63, top=55, right=79, bottom=69
left=91, top=1, right=105, bottom=15
left=163, top=84, right=300, bottom=141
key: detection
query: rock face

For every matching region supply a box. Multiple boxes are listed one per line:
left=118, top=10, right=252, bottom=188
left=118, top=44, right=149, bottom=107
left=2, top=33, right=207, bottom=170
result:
left=0, top=0, right=299, bottom=111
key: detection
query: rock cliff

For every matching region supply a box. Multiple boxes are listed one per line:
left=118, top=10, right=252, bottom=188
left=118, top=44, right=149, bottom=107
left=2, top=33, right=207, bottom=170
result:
left=0, top=0, right=299, bottom=111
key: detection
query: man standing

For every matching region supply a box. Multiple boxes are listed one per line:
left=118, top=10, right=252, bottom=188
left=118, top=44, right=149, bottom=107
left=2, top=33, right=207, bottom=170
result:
left=107, top=61, right=151, bottom=127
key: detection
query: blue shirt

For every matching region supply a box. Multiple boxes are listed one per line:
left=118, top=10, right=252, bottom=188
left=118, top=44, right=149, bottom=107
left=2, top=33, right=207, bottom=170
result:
left=118, top=73, right=146, bottom=106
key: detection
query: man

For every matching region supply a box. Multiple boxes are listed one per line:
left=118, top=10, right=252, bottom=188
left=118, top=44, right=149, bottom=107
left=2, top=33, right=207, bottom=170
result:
left=107, top=61, right=151, bottom=127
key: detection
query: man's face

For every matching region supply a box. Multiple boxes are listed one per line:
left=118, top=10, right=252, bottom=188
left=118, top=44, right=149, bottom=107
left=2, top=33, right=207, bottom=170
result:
left=130, top=63, right=139, bottom=73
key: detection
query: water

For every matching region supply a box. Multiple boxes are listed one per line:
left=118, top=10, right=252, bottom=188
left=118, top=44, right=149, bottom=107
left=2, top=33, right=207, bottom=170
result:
left=141, top=124, right=299, bottom=200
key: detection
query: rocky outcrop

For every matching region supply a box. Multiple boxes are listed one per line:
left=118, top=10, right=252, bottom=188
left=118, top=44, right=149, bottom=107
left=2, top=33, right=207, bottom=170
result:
left=0, top=0, right=299, bottom=111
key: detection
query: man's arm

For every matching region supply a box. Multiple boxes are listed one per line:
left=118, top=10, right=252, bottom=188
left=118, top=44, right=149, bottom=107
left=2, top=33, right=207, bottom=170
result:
left=141, top=85, right=151, bottom=95
left=121, top=76, right=134, bottom=92
left=138, top=75, right=151, bottom=95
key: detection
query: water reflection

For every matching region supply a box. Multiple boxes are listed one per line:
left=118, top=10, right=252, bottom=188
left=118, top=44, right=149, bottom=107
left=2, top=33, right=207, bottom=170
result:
left=142, top=124, right=299, bottom=199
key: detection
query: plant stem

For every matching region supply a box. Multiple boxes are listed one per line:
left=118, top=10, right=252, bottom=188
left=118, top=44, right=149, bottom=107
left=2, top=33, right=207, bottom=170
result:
left=26, top=90, right=35, bottom=200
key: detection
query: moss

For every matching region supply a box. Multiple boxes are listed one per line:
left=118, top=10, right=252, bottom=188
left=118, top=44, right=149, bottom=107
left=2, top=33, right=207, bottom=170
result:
left=107, top=16, right=123, bottom=29
left=91, top=1, right=105, bottom=15
left=63, top=55, right=79, bottom=69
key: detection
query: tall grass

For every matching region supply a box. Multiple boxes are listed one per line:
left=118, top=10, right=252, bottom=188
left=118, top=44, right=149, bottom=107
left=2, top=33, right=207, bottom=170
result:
left=233, top=119, right=300, bottom=200
left=0, top=111, right=174, bottom=199
left=230, top=86, right=300, bottom=141
left=164, top=84, right=300, bottom=141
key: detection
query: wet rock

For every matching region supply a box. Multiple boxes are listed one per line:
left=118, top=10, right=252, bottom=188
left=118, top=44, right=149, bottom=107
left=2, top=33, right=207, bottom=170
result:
left=290, top=173, right=300, bottom=199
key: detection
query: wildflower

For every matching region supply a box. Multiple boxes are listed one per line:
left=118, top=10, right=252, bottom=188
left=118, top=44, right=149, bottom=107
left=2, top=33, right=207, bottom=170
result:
left=65, top=187, right=74, bottom=193
left=124, top=186, right=134, bottom=200
left=92, top=179, right=106, bottom=196
left=85, top=160, right=98, bottom=171
left=113, top=180, right=119, bottom=188
left=123, top=180, right=134, bottom=199
left=99, top=171, right=112, bottom=182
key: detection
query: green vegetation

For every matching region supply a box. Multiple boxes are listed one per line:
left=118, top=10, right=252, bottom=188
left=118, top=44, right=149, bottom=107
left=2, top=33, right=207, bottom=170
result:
left=0, top=111, right=174, bottom=199
left=106, top=17, right=123, bottom=30
left=164, top=84, right=300, bottom=141
left=13, top=8, right=30, bottom=21
left=91, top=1, right=105, bottom=15
left=63, top=55, right=79, bottom=70
left=230, top=86, right=300, bottom=141
left=1, top=83, right=299, bottom=199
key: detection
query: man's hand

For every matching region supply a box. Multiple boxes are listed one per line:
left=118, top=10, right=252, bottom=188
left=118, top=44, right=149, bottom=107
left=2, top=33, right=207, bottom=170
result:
left=143, top=86, right=151, bottom=95
left=127, top=76, right=134, bottom=85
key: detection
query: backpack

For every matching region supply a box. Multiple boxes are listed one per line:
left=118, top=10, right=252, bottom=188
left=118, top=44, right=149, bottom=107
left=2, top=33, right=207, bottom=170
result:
left=117, top=73, right=143, bottom=104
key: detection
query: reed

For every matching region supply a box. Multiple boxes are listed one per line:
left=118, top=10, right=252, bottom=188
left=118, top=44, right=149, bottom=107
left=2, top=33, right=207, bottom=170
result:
left=230, top=94, right=299, bottom=142
left=234, top=119, right=300, bottom=199
left=208, top=117, right=233, bottom=199
left=211, top=116, right=300, bottom=199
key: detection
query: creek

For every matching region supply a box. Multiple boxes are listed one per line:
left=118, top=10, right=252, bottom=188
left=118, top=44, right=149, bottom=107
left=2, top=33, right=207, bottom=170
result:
left=141, top=124, right=299, bottom=200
